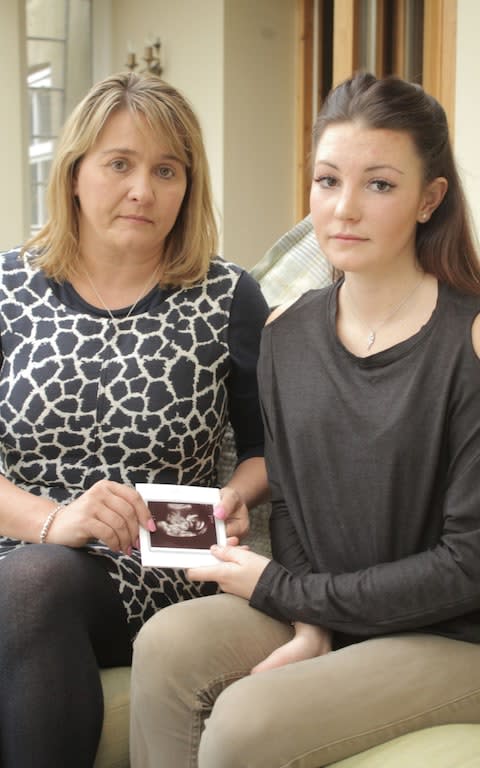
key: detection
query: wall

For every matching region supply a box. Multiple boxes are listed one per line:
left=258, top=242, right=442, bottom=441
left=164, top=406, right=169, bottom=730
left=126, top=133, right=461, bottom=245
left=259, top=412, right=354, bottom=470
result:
left=108, top=0, right=296, bottom=268
left=223, top=0, right=295, bottom=268
left=109, top=0, right=225, bottom=253
left=4, top=1, right=478, bottom=261
left=455, top=0, right=480, bottom=241
left=0, top=0, right=29, bottom=249
left=0, top=0, right=295, bottom=264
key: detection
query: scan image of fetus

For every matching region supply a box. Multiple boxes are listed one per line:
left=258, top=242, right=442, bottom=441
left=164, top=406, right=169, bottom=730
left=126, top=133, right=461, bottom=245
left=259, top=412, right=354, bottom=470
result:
left=147, top=501, right=217, bottom=549
left=157, top=503, right=208, bottom=537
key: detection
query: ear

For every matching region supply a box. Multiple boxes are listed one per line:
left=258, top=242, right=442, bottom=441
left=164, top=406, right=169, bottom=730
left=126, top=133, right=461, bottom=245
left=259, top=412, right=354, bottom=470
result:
left=71, top=158, right=81, bottom=196
left=417, top=177, right=448, bottom=223
left=72, top=176, right=80, bottom=209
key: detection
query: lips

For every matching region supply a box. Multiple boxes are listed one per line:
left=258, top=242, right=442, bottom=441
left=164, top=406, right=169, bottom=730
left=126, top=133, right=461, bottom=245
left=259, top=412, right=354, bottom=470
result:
left=332, top=233, right=368, bottom=241
left=119, top=214, right=154, bottom=224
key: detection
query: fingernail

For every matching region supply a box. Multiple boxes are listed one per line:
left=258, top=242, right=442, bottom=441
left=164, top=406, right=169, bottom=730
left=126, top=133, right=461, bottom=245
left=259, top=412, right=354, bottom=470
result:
left=148, top=519, right=156, bottom=532
left=214, top=505, right=225, bottom=520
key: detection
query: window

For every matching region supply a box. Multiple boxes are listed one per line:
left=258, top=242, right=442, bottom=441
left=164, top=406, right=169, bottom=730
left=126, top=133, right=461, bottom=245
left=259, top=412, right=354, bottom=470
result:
left=26, top=0, right=92, bottom=232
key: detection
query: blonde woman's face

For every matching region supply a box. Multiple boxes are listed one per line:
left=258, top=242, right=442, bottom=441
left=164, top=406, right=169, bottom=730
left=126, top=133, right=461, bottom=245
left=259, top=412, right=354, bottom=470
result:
left=74, top=108, right=187, bottom=262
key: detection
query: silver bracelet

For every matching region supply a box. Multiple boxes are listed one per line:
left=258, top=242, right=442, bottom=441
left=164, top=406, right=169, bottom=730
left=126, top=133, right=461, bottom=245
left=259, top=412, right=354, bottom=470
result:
left=40, top=504, right=63, bottom=544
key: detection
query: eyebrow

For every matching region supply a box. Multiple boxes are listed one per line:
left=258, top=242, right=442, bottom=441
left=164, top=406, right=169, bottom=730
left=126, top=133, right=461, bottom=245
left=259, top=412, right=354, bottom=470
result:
left=315, top=160, right=404, bottom=175
left=100, top=148, right=183, bottom=163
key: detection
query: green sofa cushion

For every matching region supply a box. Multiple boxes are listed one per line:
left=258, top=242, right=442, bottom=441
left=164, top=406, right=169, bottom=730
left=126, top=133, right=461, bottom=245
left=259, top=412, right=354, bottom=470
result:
left=329, top=724, right=480, bottom=768
left=94, top=666, right=131, bottom=768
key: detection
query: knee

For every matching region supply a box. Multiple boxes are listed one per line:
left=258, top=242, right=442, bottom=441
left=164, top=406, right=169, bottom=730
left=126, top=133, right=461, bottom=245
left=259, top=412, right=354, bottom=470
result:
left=0, top=546, right=80, bottom=653
left=134, top=593, right=246, bottom=672
left=132, top=594, right=251, bottom=716
left=0, top=545, right=97, bottom=634
left=132, top=607, right=180, bottom=686
left=135, top=598, right=211, bottom=660
left=132, top=598, right=216, bottom=695
left=2, top=544, right=81, bottom=601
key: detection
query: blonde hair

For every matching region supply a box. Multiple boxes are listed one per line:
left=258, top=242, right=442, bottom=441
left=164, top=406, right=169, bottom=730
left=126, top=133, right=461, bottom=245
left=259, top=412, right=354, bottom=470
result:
left=25, top=72, right=218, bottom=287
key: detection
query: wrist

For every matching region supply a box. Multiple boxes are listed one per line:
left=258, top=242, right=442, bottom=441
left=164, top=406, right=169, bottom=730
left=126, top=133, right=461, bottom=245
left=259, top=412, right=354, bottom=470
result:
left=39, top=504, right=63, bottom=543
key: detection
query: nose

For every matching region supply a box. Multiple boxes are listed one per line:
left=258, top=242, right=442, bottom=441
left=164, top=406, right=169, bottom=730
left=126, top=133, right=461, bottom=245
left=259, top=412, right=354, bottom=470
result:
left=334, top=184, right=360, bottom=221
left=127, top=170, right=155, bottom=204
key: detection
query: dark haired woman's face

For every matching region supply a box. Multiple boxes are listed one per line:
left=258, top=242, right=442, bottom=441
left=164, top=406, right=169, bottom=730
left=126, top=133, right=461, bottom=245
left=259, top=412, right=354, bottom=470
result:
left=74, top=109, right=187, bottom=261
left=310, top=122, right=431, bottom=275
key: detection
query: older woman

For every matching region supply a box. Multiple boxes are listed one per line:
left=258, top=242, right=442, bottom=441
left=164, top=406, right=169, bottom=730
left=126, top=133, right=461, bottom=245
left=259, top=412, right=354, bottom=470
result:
left=0, top=72, right=269, bottom=767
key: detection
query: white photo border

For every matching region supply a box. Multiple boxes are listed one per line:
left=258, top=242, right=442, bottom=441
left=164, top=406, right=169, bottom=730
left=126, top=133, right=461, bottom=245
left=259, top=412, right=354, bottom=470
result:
left=136, top=483, right=226, bottom=568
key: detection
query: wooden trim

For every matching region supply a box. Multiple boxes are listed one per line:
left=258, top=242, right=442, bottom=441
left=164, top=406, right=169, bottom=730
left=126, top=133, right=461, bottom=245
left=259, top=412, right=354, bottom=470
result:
left=375, top=0, right=386, bottom=75
left=422, top=0, right=457, bottom=135
left=392, top=0, right=406, bottom=77
left=315, top=0, right=325, bottom=111
left=332, top=0, right=358, bottom=85
left=295, top=0, right=314, bottom=219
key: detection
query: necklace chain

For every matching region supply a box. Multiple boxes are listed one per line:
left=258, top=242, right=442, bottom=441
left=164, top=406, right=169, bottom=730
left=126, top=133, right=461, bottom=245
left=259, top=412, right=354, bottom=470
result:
left=83, top=263, right=161, bottom=321
left=344, top=272, right=425, bottom=351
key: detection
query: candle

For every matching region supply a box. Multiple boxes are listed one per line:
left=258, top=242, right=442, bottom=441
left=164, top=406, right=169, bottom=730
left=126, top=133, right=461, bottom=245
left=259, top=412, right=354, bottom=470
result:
left=127, top=52, right=136, bottom=67
left=144, top=45, right=153, bottom=60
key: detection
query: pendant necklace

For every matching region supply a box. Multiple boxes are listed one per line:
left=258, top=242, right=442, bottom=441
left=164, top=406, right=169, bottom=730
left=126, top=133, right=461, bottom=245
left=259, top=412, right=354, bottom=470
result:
left=344, top=272, right=425, bottom=352
left=83, top=262, right=162, bottom=321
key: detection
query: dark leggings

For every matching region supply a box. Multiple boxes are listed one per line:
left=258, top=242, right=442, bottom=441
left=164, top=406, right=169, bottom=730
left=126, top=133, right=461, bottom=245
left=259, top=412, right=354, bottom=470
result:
left=0, top=544, right=132, bottom=768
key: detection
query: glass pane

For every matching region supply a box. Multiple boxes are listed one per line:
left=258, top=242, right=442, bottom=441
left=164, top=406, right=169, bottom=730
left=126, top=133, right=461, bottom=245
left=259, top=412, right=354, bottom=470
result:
left=27, top=39, right=65, bottom=90
left=26, top=0, right=66, bottom=40
left=30, top=159, right=52, bottom=232
left=29, top=86, right=65, bottom=140
left=357, top=0, right=378, bottom=73
left=404, top=0, right=424, bottom=83
left=356, top=0, right=424, bottom=82
left=25, top=0, right=92, bottom=234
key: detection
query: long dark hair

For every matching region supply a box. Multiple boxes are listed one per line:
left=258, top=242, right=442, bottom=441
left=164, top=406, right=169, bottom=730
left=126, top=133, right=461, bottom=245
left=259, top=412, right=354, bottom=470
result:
left=313, top=72, right=480, bottom=295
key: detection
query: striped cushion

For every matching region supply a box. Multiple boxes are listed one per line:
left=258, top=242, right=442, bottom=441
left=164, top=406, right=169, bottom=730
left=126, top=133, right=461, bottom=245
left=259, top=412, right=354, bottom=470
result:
left=250, top=215, right=331, bottom=307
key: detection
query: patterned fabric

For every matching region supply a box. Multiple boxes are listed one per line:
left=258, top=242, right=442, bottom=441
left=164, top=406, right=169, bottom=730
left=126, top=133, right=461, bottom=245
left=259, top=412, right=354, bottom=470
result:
left=0, top=249, right=248, bottom=638
left=250, top=215, right=332, bottom=307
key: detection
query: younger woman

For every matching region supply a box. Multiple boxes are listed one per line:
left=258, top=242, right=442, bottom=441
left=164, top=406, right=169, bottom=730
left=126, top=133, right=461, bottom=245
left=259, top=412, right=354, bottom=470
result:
left=130, top=72, right=480, bottom=767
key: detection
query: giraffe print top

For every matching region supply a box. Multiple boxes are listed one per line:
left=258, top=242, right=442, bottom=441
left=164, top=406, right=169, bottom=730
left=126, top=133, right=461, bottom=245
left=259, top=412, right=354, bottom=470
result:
left=0, top=248, right=268, bottom=636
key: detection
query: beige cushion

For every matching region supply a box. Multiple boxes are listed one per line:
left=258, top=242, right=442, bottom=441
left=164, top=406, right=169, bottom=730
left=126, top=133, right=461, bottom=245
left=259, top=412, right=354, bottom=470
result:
left=94, top=667, right=131, bottom=768
left=328, top=724, right=480, bottom=768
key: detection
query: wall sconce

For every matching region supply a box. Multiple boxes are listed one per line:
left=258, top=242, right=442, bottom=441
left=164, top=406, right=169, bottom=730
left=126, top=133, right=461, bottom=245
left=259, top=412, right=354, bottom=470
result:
left=126, top=38, right=163, bottom=77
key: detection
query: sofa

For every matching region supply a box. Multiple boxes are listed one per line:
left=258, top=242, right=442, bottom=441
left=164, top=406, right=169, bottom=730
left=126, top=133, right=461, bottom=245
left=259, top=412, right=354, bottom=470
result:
left=95, top=499, right=480, bottom=766
left=94, top=427, right=480, bottom=767
left=94, top=219, right=480, bottom=766
left=95, top=694, right=480, bottom=768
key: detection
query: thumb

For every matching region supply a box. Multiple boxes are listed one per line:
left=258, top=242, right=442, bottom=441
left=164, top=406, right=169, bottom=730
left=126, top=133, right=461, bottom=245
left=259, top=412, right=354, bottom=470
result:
left=210, top=543, right=244, bottom=564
